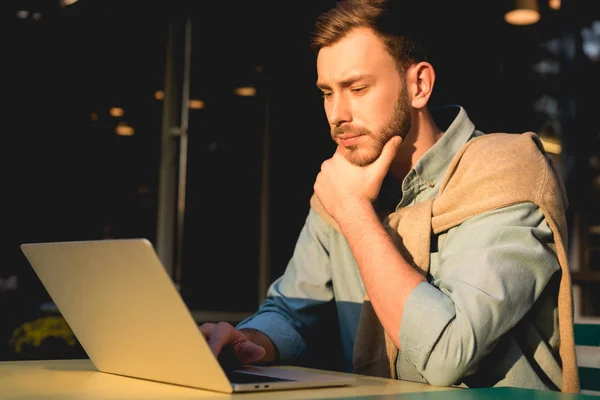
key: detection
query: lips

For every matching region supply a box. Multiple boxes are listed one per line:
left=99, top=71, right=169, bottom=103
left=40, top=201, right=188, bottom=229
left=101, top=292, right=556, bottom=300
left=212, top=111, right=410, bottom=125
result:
left=337, top=134, right=363, bottom=147
left=336, top=134, right=361, bottom=140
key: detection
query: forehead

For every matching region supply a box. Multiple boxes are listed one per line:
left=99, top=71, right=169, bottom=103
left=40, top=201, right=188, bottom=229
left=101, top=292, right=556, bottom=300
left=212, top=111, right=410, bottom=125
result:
left=316, top=27, right=396, bottom=81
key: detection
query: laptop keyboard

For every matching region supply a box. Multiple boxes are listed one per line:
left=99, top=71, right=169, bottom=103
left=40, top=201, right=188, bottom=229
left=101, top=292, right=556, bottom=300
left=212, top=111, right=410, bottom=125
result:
left=226, top=370, right=294, bottom=383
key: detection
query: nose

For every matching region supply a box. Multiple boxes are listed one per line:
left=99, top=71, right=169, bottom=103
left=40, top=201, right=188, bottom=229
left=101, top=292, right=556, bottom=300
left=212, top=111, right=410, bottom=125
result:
left=327, top=93, right=352, bottom=127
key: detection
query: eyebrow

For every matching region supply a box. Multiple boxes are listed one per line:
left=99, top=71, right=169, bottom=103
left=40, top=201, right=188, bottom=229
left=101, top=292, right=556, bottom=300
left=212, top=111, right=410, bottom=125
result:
left=316, top=74, right=375, bottom=90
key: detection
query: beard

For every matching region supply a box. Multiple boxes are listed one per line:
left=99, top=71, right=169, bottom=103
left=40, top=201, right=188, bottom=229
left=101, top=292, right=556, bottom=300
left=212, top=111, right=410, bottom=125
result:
left=332, top=84, right=411, bottom=166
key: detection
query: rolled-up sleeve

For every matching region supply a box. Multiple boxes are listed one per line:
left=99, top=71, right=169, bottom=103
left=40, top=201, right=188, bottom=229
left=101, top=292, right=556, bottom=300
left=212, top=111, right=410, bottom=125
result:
left=399, top=202, right=560, bottom=386
left=236, top=208, right=333, bottom=363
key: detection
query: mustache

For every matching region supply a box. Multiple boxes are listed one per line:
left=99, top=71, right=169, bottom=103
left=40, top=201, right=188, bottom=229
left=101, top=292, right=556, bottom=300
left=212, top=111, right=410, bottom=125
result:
left=332, top=125, right=370, bottom=137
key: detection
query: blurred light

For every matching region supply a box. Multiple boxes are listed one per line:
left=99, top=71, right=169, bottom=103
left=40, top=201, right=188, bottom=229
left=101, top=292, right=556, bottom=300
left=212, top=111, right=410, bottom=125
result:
left=90, top=112, right=98, bottom=121
left=109, top=107, right=124, bottom=117
left=234, top=86, right=256, bottom=97
left=594, top=175, right=600, bottom=191
left=115, top=122, right=134, bottom=136
left=540, top=136, right=562, bottom=155
left=32, top=12, right=42, bottom=20
left=541, top=38, right=562, bottom=56
left=582, top=21, right=600, bottom=62
left=16, top=10, right=29, bottom=19
left=154, top=90, right=164, bottom=100
left=505, top=0, right=540, bottom=25
left=189, top=99, right=205, bottom=109
left=533, top=95, right=559, bottom=118
left=60, top=0, right=79, bottom=7
left=532, top=60, right=560, bottom=75
left=548, top=0, right=560, bottom=10
left=0, top=275, right=18, bottom=292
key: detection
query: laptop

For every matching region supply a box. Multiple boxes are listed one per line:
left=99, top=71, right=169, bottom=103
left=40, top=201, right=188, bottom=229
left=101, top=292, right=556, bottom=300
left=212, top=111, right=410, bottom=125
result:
left=20, top=238, right=356, bottom=393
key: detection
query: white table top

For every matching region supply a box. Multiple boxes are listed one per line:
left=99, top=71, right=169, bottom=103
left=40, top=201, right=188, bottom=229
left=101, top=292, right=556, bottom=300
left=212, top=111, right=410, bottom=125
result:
left=0, top=359, right=459, bottom=400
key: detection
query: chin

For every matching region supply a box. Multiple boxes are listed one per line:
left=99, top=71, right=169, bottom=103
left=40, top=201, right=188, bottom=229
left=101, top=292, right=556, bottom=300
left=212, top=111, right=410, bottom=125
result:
left=345, top=147, right=378, bottom=167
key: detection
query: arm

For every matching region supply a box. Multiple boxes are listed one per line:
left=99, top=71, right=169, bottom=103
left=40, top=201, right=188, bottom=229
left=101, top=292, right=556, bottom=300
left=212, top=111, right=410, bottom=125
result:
left=315, top=136, right=560, bottom=385
left=235, top=208, right=335, bottom=364
left=336, top=200, right=425, bottom=349
left=314, top=136, right=422, bottom=349
left=399, top=202, right=560, bottom=385
left=238, top=328, right=277, bottom=364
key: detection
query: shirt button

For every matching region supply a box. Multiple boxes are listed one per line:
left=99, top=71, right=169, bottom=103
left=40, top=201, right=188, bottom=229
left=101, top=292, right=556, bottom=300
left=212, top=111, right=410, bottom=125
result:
left=428, top=180, right=435, bottom=188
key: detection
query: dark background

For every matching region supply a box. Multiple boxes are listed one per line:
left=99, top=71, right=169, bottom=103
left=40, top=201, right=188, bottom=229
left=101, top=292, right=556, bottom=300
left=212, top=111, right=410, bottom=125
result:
left=2, top=0, right=599, bottom=361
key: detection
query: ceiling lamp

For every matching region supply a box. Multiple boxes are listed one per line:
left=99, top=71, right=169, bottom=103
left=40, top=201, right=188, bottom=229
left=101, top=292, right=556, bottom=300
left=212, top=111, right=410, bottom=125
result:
left=109, top=107, right=124, bottom=117
left=115, top=122, right=134, bottom=137
left=189, top=99, right=205, bottom=109
left=59, top=0, right=79, bottom=7
left=234, top=86, right=256, bottom=97
left=505, top=0, right=540, bottom=26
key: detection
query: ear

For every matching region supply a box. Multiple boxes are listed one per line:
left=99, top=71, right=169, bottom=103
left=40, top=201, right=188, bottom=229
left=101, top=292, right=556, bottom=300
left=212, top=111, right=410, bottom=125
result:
left=406, top=62, right=435, bottom=110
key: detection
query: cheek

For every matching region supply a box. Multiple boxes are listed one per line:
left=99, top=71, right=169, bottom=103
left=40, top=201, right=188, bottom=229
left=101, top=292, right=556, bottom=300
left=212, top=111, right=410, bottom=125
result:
left=365, top=88, right=398, bottom=120
left=361, top=100, right=394, bottom=131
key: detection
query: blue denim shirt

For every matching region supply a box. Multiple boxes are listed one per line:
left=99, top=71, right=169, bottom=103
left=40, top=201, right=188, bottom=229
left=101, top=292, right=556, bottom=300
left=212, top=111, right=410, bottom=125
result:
left=237, top=106, right=562, bottom=390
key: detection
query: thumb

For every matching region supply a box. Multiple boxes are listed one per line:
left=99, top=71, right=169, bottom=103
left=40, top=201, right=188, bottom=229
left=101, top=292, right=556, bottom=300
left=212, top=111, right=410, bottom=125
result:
left=237, top=340, right=266, bottom=364
left=376, top=135, right=402, bottom=167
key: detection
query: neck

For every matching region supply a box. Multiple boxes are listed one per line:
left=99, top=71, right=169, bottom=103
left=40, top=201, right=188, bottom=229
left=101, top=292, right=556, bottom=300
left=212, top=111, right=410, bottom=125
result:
left=388, top=107, right=444, bottom=184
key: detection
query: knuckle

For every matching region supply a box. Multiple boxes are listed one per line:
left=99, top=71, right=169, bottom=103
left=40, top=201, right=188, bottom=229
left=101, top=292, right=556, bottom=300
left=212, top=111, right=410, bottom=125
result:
left=199, top=322, right=215, bottom=333
left=215, top=321, right=233, bottom=331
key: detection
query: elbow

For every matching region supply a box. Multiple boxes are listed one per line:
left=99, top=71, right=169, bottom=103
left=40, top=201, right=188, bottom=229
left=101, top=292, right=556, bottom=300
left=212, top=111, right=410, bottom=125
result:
left=409, top=349, right=477, bottom=387
left=420, top=366, right=466, bottom=387
left=416, top=326, right=481, bottom=387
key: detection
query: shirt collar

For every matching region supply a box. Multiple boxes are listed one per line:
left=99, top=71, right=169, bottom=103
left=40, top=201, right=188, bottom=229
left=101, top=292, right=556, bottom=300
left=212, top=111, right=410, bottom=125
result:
left=377, top=105, right=478, bottom=213
left=411, top=105, right=477, bottom=188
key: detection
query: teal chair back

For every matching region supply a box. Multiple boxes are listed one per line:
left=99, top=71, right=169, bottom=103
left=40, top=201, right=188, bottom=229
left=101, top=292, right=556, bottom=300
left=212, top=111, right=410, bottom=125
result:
left=574, top=322, right=600, bottom=395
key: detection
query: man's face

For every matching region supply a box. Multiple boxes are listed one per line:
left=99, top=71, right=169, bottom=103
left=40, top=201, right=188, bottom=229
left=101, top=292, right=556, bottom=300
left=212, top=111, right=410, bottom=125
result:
left=317, top=27, right=411, bottom=166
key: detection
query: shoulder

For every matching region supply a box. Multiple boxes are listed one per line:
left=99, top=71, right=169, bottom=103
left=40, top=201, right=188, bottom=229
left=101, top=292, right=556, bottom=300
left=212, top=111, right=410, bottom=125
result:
left=453, top=131, right=547, bottom=173
left=439, top=131, right=553, bottom=194
left=432, top=131, right=567, bottom=232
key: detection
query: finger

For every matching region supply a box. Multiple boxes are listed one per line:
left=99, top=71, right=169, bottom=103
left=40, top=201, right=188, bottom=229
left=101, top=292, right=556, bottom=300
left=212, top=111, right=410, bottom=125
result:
left=207, top=322, right=236, bottom=356
left=376, top=135, right=402, bottom=167
left=199, top=322, right=215, bottom=340
left=234, top=340, right=266, bottom=365
left=207, top=322, right=265, bottom=362
left=209, top=322, right=267, bottom=365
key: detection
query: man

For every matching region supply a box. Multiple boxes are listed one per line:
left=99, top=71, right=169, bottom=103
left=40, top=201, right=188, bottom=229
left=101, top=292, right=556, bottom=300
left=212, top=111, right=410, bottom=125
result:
left=200, top=0, right=579, bottom=392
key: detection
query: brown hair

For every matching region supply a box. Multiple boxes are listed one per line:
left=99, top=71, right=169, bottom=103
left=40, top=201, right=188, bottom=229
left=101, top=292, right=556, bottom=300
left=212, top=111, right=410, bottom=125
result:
left=310, top=0, right=428, bottom=74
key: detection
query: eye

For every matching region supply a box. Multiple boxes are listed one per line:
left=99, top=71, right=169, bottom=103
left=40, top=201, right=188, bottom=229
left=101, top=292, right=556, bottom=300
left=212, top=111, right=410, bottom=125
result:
left=322, top=92, right=333, bottom=99
left=351, top=86, right=367, bottom=94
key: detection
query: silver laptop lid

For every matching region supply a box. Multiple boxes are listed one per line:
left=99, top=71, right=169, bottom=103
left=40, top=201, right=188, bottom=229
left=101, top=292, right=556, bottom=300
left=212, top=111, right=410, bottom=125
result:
left=21, top=239, right=234, bottom=393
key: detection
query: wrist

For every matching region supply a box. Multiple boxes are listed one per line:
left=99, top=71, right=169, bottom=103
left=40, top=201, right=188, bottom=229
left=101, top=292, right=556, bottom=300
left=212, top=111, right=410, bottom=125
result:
left=337, top=199, right=378, bottom=234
